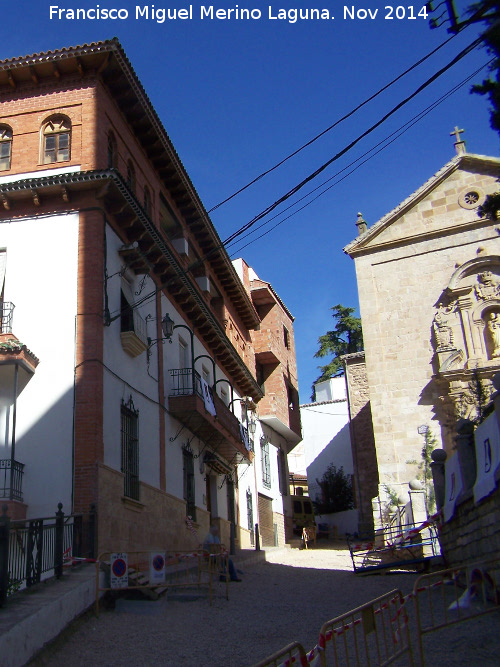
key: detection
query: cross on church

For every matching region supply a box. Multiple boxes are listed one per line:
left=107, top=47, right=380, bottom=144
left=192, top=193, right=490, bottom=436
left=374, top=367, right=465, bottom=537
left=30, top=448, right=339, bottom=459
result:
left=450, top=126, right=465, bottom=143
left=450, top=126, right=466, bottom=155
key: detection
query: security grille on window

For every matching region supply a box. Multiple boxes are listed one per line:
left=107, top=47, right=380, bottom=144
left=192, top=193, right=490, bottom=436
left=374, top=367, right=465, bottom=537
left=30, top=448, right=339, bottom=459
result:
left=126, top=161, right=136, bottom=193
left=42, top=116, right=71, bottom=164
left=0, top=126, right=12, bottom=171
left=121, top=397, right=139, bottom=500
left=261, top=436, right=271, bottom=489
left=144, top=186, right=152, bottom=216
left=183, top=445, right=196, bottom=521
left=246, top=490, right=254, bottom=545
left=278, top=447, right=288, bottom=496
left=227, top=476, right=236, bottom=526
left=107, top=132, right=117, bottom=168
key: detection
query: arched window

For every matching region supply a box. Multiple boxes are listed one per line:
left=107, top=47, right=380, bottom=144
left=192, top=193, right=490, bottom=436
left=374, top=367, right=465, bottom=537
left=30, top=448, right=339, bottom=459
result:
left=42, top=115, right=71, bottom=164
left=107, top=131, right=117, bottom=169
left=0, top=125, right=13, bottom=171
left=143, top=186, right=152, bottom=216
left=126, top=160, right=136, bottom=193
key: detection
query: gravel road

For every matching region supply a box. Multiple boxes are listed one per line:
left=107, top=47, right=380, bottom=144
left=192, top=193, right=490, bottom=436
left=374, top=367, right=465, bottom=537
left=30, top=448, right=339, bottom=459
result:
left=29, top=543, right=500, bottom=666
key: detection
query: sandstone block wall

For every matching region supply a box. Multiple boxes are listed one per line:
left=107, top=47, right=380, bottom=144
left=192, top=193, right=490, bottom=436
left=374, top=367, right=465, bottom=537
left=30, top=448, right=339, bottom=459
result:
left=344, top=353, right=378, bottom=536
left=349, top=159, right=500, bottom=497
left=439, top=481, right=500, bottom=567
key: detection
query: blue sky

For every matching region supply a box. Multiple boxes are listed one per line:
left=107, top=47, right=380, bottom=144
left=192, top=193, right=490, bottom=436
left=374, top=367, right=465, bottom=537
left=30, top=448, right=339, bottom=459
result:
left=5, top=1, right=499, bottom=400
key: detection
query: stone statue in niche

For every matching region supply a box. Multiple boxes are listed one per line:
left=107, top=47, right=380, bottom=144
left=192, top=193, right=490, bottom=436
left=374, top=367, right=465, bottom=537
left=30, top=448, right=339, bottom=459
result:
left=432, top=303, right=454, bottom=351
left=475, top=271, right=500, bottom=301
left=486, top=312, right=500, bottom=358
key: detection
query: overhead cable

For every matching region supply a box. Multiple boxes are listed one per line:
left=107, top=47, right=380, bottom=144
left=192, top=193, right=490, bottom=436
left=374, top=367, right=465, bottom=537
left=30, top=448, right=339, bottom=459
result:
left=227, top=59, right=492, bottom=256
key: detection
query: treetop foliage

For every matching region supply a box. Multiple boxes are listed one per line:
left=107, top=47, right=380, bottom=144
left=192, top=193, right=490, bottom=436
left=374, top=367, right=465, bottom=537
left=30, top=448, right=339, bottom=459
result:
left=312, top=304, right=363, bottom=393
left=312, top=464, right=355, bottom=515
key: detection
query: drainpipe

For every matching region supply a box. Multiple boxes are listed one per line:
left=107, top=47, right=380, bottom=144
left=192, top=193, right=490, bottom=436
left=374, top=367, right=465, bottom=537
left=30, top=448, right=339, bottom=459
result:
left=10, top=365, right=18, bottom=501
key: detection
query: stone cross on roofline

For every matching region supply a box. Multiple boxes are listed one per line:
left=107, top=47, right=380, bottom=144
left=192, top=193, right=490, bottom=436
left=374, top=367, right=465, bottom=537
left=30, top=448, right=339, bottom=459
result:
left=450, top=125, right=466, bottom=155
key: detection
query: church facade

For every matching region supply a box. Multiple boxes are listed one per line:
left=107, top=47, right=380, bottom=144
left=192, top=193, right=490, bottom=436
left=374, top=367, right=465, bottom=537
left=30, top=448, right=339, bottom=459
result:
left=344, top=142, right=500, bottom=518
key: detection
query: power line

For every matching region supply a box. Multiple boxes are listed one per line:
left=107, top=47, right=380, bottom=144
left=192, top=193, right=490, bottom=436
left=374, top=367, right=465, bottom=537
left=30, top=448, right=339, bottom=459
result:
left=208, top=33, right=461, bottom=214
left=207, top=0, right=493, bottom=216
left=109, top=38, right=484, bottom=321
left=220, top=36, right=482, bottom=251
left=227, top=59, right=492, bottom=256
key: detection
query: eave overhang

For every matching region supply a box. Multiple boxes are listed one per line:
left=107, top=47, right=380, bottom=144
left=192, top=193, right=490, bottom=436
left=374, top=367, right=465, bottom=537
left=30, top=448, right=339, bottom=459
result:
left=260, top=414, right=302, bottom=446
left=0, top=169, right=263, bottom=401
left=250, top=280, right=294, bottom=321
left=0, top=39, right=260, bottom=332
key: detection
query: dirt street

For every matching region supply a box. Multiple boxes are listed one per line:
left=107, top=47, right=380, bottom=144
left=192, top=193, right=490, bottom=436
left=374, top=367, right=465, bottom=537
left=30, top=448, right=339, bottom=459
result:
left=29, top=543, right=500, bottom=666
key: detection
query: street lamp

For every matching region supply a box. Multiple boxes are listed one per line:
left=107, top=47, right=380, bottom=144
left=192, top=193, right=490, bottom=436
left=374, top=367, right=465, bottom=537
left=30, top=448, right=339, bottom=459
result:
left=148, top=314, right=217, bottom=393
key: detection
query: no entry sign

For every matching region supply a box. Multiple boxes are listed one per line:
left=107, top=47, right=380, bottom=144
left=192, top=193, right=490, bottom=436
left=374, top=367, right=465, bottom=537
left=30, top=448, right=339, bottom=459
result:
left=150, top=552, right=166, bottom=583
left=110, top=552, right=128, bottom=589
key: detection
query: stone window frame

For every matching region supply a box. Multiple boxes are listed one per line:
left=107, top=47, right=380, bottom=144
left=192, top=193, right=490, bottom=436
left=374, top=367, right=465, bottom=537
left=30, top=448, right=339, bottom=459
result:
left=0, top=125, right=13, bottom=171
left=458, top=186, right=485, bottom=210
left=41, top=115, right=71, bottom=165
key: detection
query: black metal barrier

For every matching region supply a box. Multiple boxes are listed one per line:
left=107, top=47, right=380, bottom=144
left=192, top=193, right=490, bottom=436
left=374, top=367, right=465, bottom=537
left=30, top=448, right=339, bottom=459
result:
left=0, top=502, right=96, bottom=607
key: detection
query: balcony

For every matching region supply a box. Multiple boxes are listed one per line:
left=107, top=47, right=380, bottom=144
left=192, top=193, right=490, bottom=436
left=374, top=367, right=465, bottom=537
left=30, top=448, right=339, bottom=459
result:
left=0, top=459, right=24, bottom=502
left=168, top=369, right=253, bottom=464
left=120, top=306, right=148, bottom=357
left=254, top=329, right=282, bottom=366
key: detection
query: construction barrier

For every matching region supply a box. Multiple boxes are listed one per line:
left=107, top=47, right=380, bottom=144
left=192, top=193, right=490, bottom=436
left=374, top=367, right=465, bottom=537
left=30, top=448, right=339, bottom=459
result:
left=412, top=557, right=500, bottom=665
left=251, top=589, right=413, bottom=667
left=348, top=515, right=442, bottom=575
left=316, top=589, right=414, bottom=666
left=95, top=546, right=230, bottom=614
left=251, top=641, right=308, bottom=667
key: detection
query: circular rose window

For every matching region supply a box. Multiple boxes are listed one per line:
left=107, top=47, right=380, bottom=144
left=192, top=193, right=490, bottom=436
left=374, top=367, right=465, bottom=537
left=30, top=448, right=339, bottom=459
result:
left=458, top=186, right=485, bottom=210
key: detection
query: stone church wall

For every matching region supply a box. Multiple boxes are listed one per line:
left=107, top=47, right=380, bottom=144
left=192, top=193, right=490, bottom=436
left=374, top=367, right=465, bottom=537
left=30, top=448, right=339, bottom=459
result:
left=347, top=156, right=500, bottom=511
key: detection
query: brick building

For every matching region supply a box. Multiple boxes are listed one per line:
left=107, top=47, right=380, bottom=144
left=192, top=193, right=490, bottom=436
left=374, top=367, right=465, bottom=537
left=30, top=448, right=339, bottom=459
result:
left=233, top=259, right=302, bottom=544
left=344, top=140, right=500, bottom=531
left=0, top=39, right=301, bottom=553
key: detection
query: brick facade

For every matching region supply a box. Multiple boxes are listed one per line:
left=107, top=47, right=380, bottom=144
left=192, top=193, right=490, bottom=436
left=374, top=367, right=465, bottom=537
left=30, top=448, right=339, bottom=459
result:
left=0, top=41, right=299, bottom=553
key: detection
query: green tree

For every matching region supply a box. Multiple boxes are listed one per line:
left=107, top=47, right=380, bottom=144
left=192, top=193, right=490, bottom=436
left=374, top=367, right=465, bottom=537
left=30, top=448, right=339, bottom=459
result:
left=312, top=465, right=355, bottom=515
left=468, top=1, right=500, bottom=133
left=312, top=304, right=363, bottom=397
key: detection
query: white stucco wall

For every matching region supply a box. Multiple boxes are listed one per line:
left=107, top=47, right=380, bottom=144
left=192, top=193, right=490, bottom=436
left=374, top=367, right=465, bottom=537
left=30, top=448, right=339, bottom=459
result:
left=102, top=227, right=162, bottom=490
left=1, top=212, right=79, bottom=517
left=299, top=377, right=353, bottom=504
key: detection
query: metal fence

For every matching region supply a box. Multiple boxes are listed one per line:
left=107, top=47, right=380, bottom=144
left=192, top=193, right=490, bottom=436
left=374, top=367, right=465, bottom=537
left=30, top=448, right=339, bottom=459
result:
left=0, top=502, right=96, bottom=607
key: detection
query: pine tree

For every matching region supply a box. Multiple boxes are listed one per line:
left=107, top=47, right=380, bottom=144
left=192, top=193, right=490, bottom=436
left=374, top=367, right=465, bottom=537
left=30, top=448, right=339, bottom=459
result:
left=312, top=304, right=363, bottom=397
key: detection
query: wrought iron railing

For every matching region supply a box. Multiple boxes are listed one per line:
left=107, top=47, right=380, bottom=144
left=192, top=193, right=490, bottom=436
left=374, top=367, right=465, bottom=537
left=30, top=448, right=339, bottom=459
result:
left=169, top=369, right=253, bottom=457
left=0, top=503, right=96, bottom=606
left=0, top=301, right=14, bottom=334
left=169, top=368, right=202, bottom=397
left=121, top=303, right=147, bottom=346
left=0, top=459, right=24, bottom=502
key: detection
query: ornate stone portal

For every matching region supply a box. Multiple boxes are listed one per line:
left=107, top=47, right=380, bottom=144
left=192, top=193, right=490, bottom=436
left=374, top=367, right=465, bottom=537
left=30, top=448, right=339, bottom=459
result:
left=432, top=257, right=500, bottom=434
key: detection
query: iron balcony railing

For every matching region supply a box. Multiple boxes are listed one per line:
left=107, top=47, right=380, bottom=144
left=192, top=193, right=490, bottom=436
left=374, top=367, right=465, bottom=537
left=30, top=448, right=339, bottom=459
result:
left=169, top=368, right=251, bottom=453
left=0, top=301, right=14, bottom=334
left=0, top=459, right=24, bottom=502
left=169, top=367, right=203, bottom=397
